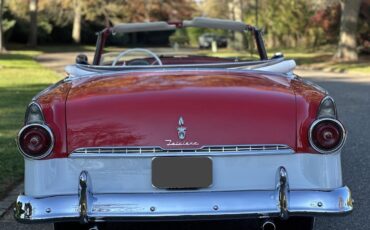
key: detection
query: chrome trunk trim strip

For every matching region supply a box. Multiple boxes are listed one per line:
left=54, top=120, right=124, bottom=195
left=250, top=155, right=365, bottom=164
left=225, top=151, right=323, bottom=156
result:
left=70, top=144, right=294, bottom=158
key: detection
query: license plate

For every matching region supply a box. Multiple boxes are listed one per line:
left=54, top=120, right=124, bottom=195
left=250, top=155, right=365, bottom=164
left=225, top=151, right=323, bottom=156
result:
left=152, top=157, right=212, bottom=189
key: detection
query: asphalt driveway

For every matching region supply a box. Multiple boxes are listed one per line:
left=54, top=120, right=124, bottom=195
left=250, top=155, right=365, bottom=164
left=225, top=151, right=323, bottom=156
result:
left=0, top=64, right=368, bottom=229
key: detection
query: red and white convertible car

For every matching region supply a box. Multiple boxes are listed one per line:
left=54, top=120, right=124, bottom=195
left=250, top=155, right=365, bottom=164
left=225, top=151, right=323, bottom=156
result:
left=14, top=18, right=352, bottom=230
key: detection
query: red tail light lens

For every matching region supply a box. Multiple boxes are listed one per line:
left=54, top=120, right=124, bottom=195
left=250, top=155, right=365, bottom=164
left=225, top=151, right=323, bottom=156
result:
left=309, top=119, right=346, bottom=154
left=18, top=124, right=54, bottom=159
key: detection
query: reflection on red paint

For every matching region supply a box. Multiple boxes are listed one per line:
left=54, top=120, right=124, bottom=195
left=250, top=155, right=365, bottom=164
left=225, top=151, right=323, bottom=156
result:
left=35, top=70, right=325, bottom=158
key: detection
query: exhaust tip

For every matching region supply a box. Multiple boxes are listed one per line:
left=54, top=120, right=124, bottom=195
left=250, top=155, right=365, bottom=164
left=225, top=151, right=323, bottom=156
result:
left=262, top=220, right=276, bottom=230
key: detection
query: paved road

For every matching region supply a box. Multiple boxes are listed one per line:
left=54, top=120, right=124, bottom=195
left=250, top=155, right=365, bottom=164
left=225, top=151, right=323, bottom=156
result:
left=298, top=71, right=369, bottom=230
left=1, top=68, right=369, bottom=229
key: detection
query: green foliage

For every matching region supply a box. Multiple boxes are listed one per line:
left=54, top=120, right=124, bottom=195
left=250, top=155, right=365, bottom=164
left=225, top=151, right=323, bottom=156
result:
left=124, top=0, right=195, bottom=22
left=186, top=27, right=229, bottom=46
left=2, top=0, right=368, bottom=50
left=169, top=29, right=189, bottom=46
left=310, top=4, right=341, bottom=44
left=200, top=0, right=230, bottom=19
left=186, top=27, right=205, bottom=46
left=5, top=0, right=28, bottom=20
left=200, top=0, right=320, bottom=49
left=256, top=0, right=315, bottom=48
left=2, top=18, right=15, bottom=32
left=169, top=27, right=229, bottom=47
left=0, top=51, right=61, bottom=197
left=3, top=0, right=196, bottom=45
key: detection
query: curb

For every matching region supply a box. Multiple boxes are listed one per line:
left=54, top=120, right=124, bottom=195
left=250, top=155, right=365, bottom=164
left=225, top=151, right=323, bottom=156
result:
left=0, top=183, right=23, bottom=218
left=296, top=66, right=347, bottom=74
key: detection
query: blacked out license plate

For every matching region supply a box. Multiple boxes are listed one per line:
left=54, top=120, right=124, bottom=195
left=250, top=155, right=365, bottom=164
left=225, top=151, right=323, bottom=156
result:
left=152, top=157, right=212, bottom=189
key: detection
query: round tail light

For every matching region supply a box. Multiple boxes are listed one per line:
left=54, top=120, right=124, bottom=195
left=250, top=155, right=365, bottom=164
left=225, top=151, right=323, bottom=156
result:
left=17, top=124, right=54, bottom=159
left=309, top=118, right=346, bottom=154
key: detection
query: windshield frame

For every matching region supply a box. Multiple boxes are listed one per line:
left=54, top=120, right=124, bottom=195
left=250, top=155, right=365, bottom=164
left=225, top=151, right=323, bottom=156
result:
left=92, top=18, right=268, bottom=66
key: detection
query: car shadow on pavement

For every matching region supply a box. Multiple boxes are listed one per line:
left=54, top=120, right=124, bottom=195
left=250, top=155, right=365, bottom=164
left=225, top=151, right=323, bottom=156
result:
left=105, top=220, right=258, bottom=230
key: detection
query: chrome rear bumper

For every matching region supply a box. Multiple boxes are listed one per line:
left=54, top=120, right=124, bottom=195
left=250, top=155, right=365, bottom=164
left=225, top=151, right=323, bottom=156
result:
left=14, top=167, right=353, bottom=223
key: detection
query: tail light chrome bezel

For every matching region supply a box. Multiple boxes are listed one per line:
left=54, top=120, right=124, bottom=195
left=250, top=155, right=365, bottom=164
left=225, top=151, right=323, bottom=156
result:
left=17, top=123, right=54, bottom=160
left=317, top=96, right=337, bottom=119
left=308, top=118, right=347, bottom=154
left=24, top=102, right=45, bottom=125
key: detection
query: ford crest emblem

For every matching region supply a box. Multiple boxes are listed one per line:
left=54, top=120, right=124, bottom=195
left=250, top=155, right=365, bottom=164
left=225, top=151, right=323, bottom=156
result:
left=177, top=116, right=186, bottom=140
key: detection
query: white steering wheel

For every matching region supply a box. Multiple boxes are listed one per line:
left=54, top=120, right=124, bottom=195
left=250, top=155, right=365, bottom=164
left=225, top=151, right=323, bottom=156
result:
left=111, top=48, right=163, bottom=66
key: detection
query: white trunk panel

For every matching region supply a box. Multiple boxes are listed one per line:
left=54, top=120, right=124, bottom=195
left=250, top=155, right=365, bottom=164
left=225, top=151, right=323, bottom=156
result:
left=25, top=153, right=343, bottom=197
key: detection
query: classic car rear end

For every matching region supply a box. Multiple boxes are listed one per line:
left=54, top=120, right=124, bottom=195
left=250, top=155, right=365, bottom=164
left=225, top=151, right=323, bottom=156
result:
left=14, top=18, right=352, bottom=230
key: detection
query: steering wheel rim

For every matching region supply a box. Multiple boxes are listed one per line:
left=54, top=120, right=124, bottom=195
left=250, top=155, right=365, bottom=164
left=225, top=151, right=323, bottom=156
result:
left=111, top=48, right=163, bottom=66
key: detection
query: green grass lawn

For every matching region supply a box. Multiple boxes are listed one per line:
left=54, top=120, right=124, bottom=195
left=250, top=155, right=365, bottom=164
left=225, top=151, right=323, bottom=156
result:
left=0, top=51, right=61, bottom=198
left=7, top=43, right=96, bottom=54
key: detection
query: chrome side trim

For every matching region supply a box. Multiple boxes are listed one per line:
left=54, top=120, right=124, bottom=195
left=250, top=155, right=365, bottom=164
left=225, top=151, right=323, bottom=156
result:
left=308, top=118, right=347, bottom=154
left=16, top=123, right=55, bottom=160
left=70, top=144, right=294, bottom=158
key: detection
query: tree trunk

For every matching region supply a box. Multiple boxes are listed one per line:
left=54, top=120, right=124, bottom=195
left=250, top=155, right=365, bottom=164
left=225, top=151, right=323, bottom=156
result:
left=333, top=0, right=362, bottom=62
left=72, top=0, right=82, bottom=43
left=228, top=0, right=246, bottom=51
left=227, top=1, right=235, bottom=49
left=0, top=0, right=5, bottom=52
left=28, top=0, right=38, bottom=47
left=144, top=0, right=151, bottom=22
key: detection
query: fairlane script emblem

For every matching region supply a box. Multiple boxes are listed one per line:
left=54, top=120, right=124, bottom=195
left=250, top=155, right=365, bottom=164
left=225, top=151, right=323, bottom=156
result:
left=177, top=116, right=186, bottom=140
left=164, top=116, right=199, bottom=147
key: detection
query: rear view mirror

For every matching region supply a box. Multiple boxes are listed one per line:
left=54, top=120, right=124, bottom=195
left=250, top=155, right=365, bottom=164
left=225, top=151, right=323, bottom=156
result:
left=76, top=54, right=88, bottom=65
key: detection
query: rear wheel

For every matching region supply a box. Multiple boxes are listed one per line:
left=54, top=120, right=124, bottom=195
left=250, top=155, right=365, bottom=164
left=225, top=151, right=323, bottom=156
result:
left=275, top=217, right=315, bottom=230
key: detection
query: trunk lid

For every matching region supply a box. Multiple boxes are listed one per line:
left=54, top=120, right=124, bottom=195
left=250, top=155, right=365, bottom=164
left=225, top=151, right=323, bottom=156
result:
left=66, top=70, right=296, bottom=152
